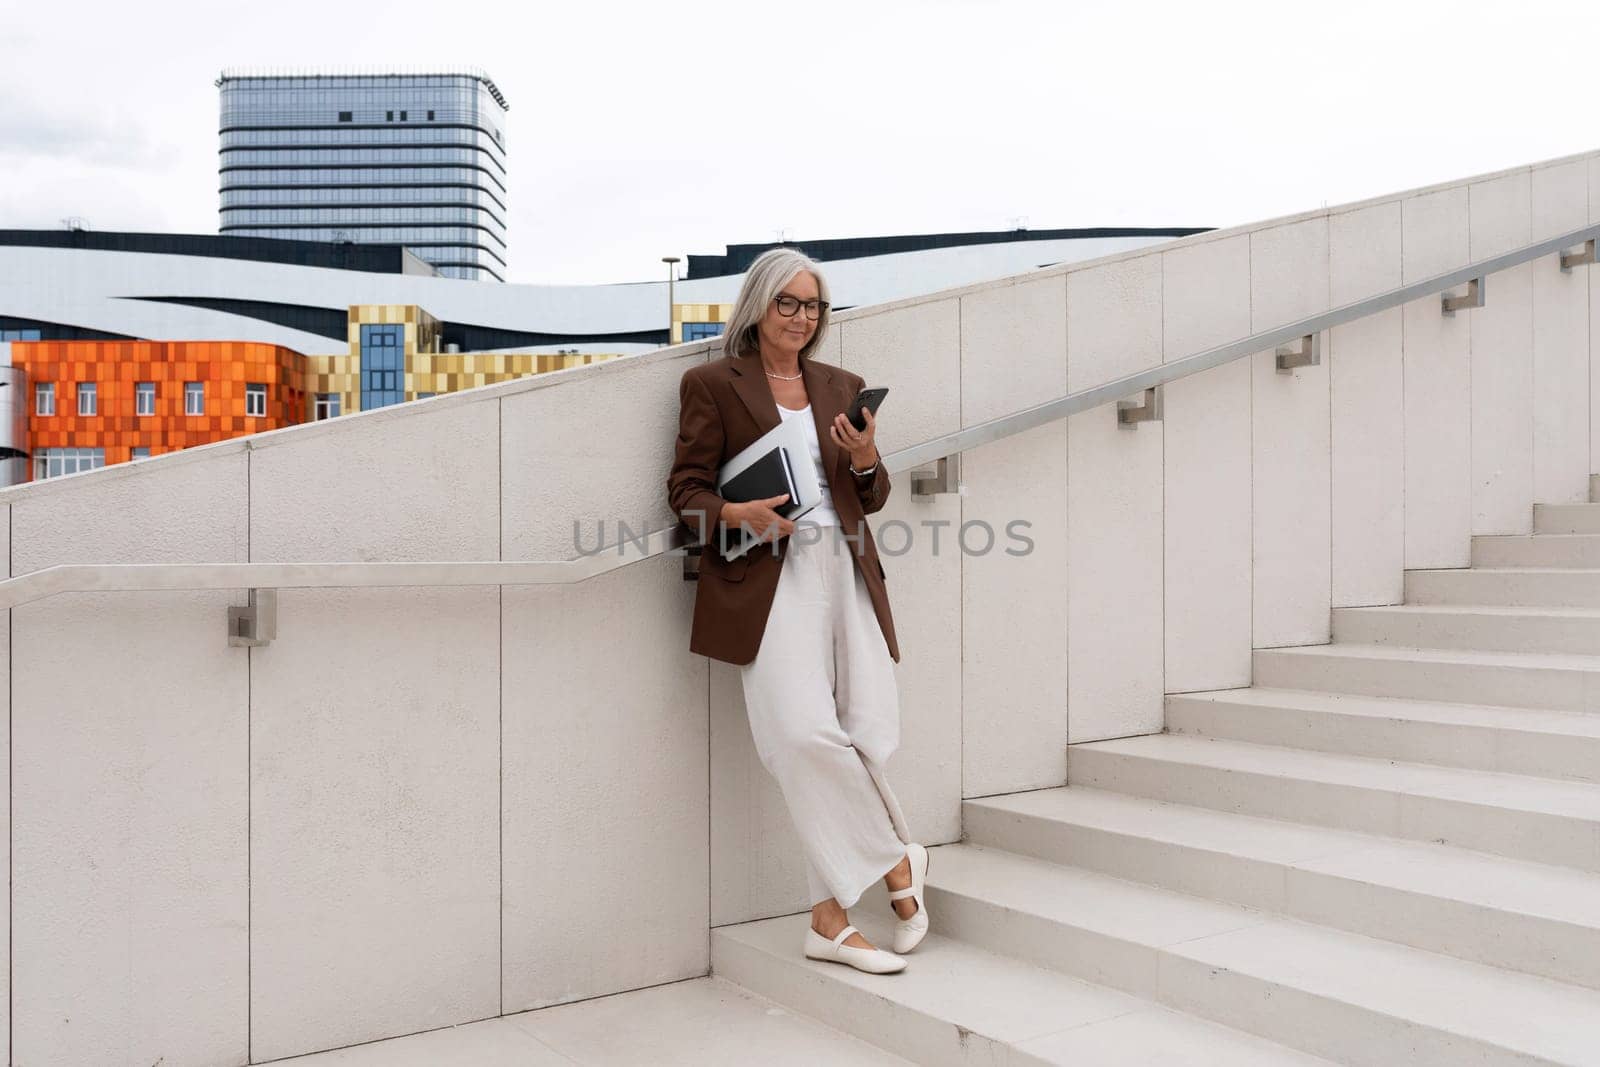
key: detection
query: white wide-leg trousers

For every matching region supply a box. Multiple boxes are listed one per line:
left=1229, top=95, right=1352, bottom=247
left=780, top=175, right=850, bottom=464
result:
left=738, top=523, right=911, bottom=909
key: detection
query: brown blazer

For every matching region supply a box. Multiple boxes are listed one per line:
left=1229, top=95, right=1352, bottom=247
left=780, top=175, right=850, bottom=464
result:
left=667, top=352, right=899, bottom=666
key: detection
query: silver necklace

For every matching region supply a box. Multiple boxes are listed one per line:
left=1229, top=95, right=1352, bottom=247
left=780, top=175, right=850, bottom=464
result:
left=764, top=367, right=802, bottom=381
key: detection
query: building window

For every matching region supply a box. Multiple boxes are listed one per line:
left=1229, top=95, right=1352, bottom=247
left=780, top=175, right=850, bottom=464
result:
left=34, top=447, right=104, bottom=480
left=34, top=382, right=54, bottom=416
left=314, top=393, right=342, bottom=420
left=77, top=382, right=96, bottom=416
left=136, top=381, right=156, bottom=416
left=131, top=447, right=151, bottom=460
left=246, top=382, right=266, bottom=417
left=427, top=110, right=435, bottom=120
left=185, top=381, right=205, bottom=416
left=338, top=111, right=353, bottom=122
left=682, top=322, right=726, bottom=342
left=386, top=110, right=394, bottom=121
left=360, top=324, right=405, bottom=411
left=1, top=329, right=41, bottom=342
left=399, top=110, right=407, bottom=121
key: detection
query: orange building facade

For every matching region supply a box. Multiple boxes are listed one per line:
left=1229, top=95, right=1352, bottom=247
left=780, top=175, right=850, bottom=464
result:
left=11, top=341, right=307, bottom=480
left=5, top=307, right=626, bottom=483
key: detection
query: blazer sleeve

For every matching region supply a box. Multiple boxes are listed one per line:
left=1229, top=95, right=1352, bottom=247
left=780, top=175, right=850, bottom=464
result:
left=667, top=371, right=733, bottom=545
left=852, top=461, right=891, bottom=516
left=843, top=373, right=892, bottom=515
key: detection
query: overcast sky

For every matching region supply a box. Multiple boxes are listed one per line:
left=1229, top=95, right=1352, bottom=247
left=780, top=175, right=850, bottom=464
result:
left=3, top=0, right=1597, bottom=285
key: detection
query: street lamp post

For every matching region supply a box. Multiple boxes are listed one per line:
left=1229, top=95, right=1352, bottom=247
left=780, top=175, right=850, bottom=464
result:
left=662, top=256, right=680, bottom=345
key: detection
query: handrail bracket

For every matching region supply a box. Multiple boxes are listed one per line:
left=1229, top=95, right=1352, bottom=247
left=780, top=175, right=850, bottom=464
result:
left=228, top=588, right=277, bottom=647
left=1560, top=238, right=1597, bottom=272
left=1275, top=333, right=1321, bottom=373
left=1442, top=277, right=1485, bottom=316
left=1116, top=386, right=1163, bottom=427
left=910, top=453, right=965, bottom=501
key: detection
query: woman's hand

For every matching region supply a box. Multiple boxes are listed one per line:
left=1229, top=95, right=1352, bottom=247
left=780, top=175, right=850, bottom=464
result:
left=831, top=406, right=879, bottom=470
left=724, top=494, right=796, bottom=543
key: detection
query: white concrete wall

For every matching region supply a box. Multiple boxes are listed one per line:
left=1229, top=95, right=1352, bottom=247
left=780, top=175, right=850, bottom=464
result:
left=0, top=512, right=8, bottom=1059
left=500, top=355, right=710, bottom=1013
left=1162, top=235, right=1252, bottom=691
left=1329, top=202, right=1405, bottom=607
left=1, top=147, right=1597, bottom=1062
left=1063, top=258, right=1165, bottom=742
left=1402, top=185, right=1476, bottom=568
left=1590, top=156, right=1600, bottom=473
left=9, top=452, right=250, bottom=1066
left=1530, top=160, right=1590, bottom=506
left=957, top=278, right=1069, bottom=790
left=1469, top=172, right=1535, bottom=537
left=247, top=401, right=503, bottom=1061
left=1250, top=216, right=1333, bottom=648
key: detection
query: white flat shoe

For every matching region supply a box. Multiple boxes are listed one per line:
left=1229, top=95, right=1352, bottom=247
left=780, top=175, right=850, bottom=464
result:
left=803, top=924, right=907, bottom=974
left=890, top=842, right=930, bottom=954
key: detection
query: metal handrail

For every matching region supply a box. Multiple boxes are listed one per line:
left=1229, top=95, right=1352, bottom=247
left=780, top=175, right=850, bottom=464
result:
left=0, top=554, right=677, bottom=612
left=4, top=222, right=1597, bottom=616
left=887, top=223, right=1600, bottom=471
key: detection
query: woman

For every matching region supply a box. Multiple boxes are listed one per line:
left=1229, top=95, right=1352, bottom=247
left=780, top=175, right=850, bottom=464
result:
left=667, top=248, right=929, bottom=975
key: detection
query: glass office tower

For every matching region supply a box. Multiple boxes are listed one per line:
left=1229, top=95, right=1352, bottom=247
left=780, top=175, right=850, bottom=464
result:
left=217, top=70, right=509, bottom=281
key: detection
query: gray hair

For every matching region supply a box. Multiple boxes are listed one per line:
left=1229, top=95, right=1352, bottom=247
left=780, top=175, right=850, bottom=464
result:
left=721, top=248, right=832, bottom=360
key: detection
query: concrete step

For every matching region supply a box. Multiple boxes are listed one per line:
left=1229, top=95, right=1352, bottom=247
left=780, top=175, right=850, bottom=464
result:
left=925, top=843, right=1600, bottom=1067
left=1165, top=686, right=1600, bottom=781
left=1065, top=733, right=1600, bottom=872
left=1536, top=503, right=1600, bottom=534
left=711, top=912, right=1334, bottom=1067
left=1253, top=643, right=1600, bottom=711
left=281, top=975, right=917, bottom=1066
left=1405, top=567, right=1600, bottom=608
left=963, top=786, right=1600, bottom=991
left=1331, top=603, right=1600, bottom=655
left=1473, top=533, right=1600, bottom=568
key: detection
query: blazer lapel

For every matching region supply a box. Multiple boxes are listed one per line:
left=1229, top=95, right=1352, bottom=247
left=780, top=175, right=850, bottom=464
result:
left=728, top=356, right=783, bottom=441
left=728, top=353, right=848, bottom=482
left=800, top=357, right=847, bottom=484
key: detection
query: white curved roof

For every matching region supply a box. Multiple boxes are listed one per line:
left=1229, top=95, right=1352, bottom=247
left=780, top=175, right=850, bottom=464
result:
left=0, top=233, right=1177, bottom=354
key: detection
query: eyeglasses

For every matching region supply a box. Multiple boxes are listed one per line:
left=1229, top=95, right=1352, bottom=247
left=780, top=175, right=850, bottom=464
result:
left=773, top=295, right=829, bottom=321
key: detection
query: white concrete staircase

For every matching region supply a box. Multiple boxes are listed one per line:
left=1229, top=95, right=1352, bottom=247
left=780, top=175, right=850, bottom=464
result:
left=711, top=499, right=1600, bottom=1064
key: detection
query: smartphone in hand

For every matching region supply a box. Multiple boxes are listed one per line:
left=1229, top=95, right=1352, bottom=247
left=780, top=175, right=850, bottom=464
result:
left=847, top=387, right=889, bottom=432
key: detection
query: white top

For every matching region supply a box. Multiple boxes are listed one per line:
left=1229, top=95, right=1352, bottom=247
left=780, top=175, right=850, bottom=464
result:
left=775, top=403, right=840, bottom=527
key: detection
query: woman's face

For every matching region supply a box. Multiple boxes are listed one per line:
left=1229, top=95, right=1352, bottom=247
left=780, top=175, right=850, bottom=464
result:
left=756, top=270, right=820, bottom=361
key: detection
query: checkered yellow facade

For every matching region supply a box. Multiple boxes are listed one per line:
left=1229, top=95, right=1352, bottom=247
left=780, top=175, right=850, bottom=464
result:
left=409, top=350, right=620, bottom=396
left=303, top=305, right=621, bottom=414
left=302, top=304, right=445, bottom=414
